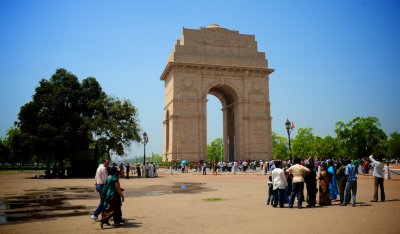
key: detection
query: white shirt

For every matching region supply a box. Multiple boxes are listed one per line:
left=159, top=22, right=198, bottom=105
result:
left=94, top=164, right=108, bottom=185
left=369, top=155, right=384, bottom=178
left=271, top=168, right=288, bottom=190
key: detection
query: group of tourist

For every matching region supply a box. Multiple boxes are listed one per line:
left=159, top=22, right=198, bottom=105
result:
left=90, top=160, right=162, bottom=229
left=88, top=154, right=389, bottom=229
left=174, top=159, right=275, bottom=175
left=267, top=154, right=387, bottom=209
left=91, top=159, right=125, bottom=229
left=117, top=162, right=159, bottom=179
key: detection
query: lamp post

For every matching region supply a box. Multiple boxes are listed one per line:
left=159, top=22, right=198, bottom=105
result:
left=143, top=132, right=149, bottom=164
left=285, top=119, right=293, bottom=163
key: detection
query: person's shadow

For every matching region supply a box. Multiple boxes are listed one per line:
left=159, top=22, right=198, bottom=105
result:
left=114, top=219, right=142, bottom=229
left=381, top=199, right=400, bottom=202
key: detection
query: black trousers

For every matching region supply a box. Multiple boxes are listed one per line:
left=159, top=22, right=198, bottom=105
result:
left=373, top=177, right=385, bottom=201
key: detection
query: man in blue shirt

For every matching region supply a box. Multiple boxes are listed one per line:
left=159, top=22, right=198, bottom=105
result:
left=341, top=159, right=357, bottom=207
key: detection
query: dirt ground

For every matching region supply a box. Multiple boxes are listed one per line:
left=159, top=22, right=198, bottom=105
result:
left=0, top=167, right=399, bottom=234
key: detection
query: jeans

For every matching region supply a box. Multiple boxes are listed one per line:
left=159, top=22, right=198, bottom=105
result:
left=273, top=189, right=285, bottom=207
left=344, top=180, right=357, bottom=205
left=289, top=182, right=304, bottom=208
left=373, top=177, right=385, bottom=201
left=267, top=184, right=274, bottom=205
left=93, top=184, right=105, bottom=217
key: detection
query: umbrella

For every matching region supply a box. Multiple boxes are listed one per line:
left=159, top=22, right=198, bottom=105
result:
left=181, top=160, right=188, bottom=164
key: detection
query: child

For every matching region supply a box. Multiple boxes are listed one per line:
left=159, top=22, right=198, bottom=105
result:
left=267, top=175, right=274, bottom=206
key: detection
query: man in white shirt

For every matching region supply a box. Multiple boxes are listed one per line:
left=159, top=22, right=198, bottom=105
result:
left=271, top=161, right=288, bottom=208
left=286, top=158, right=310, bottom=208
left=91, top=159, right=109, bottom=221
left=369, top=154, right=385, bottom=202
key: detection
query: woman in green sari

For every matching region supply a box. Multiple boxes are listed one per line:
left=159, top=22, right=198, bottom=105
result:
left=100, top=166, right=125, bottom=229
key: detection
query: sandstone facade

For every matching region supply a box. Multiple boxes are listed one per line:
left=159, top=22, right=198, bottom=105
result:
left=160, top=25, right=274, bottom=162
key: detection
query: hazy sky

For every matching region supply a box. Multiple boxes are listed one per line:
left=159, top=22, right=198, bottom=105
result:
left=1, top=0, right=399, bottom=159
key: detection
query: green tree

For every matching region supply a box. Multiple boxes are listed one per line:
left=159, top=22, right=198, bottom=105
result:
left=387, top=131, right=400, bottom=159
left=15, top=68, right=141, bottom=164
left=310, top=136, right=338, bottom=159
left=4, top=127, right=29, bottom=164
left=272, top=132, right=288, bottom=160
left=150, top=153, right=163, bottom=163
left=0, top=138, right=11, bottom=163
left=17, top=69, right=92, bottom=163
left=292, top=128, right=315, bottom=158
left=207, top=138, right=223, bottom=162
left=92, top=96, right=141, bottom=161
left=335, top=116, right=387, bottom=159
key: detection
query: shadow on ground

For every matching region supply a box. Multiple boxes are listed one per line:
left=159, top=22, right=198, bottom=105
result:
left=0, top=182, right=213, bottom=224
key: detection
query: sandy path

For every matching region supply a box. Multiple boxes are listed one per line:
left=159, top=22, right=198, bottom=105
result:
left=0, top=169, right=399, bottom=234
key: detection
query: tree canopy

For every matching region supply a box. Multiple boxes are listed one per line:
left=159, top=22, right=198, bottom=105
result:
left=335, top=116, right=387, bottom=158
left=92, top=96, right=141, bottom=160
left=207, top=138, right=223, bottom=162
left=272, top=132, right=288, bottom=160
left=11, top=68, right=141, bottom=164
left=386, top=132, right=400, bottom=159
left=272, top=116, right=396, bottom=160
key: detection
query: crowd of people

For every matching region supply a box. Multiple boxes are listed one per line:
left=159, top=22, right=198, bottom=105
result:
left=89, top=154, right=391, bottom=228
left=172, top=159, right=274, bottom=175
left=267, top=154, right=388, bottom=209
left=116, top=162, right=160, bottom=179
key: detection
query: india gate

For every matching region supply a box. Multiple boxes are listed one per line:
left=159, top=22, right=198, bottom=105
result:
left=160, top=24, right=274, bottom=162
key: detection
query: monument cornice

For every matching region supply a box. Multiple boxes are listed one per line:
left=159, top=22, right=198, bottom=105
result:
left=160, top=62, right=274, bottom=80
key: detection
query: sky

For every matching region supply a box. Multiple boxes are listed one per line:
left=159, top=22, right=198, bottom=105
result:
left=1, top=0, right=399, bottom=160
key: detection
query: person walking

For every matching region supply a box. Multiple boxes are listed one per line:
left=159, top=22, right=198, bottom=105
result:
left=369, top=154, right=385, bottom=202
left=125, top=163, right=130, bottom=179
left=202, top=162, right=207, bottom=175
left=212, top=161, right=217, bottom=175
left=100, top=166, right=125, bottom=228
left=286, top=158, right=310, bottom=208
left=91, top=159, right=110, bottom=221
left=232, top=161, right=238, bottom=175
left=341, top=159, right=357, bottom=207
left=262, top=160, right=267, bottom=175
left=136, top=163, right=141, bottom=177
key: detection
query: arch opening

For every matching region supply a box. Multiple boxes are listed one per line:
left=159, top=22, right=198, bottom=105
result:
left=207, top=84, right=238, bottom=162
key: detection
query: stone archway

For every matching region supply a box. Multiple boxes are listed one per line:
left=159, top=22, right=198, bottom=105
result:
left=160, top=25, right=274, bottom=162
left=207, top=84, right=238, bottom=162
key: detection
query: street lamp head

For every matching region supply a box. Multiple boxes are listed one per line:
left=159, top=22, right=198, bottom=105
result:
left=143, top=132, right=149, bottom=144
left=285, top=119, right=293, bottom=163
left=285, top=119, right=291, bottom=130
